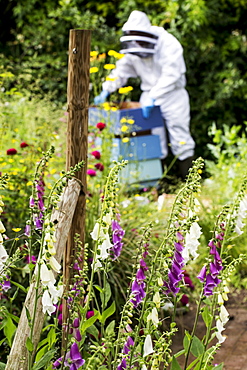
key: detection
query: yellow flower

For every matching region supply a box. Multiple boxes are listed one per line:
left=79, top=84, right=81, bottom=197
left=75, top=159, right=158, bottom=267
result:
left=90, top=67, right=99, bottom=74
left=19, top=159, right=24, bottom=163
left=127, top=119, right=135, bottom=124
left=179, top=140, right=186, bottom=145
left=50, top=168, right=57, bottom=174
left=104, top=64, right=116, bottom=70
left=8, top=159, right=14, bottom=163
left=12, top=139, right=17, bottom=143
left=118, top=86, right=133, bottom=94
left=106, top=76, right=117, bottom=81
left=122, top=137, right=129, bottom=143
left=26, top=181, right=32, bottom=186
left=121, top=125, right=129, bottom=132
left=111, top=107, right=118, bottom=111
left=90, top=51, right=98, bottom=57
left=47, top=183, right=52, bottom=189
left=12, top=228, right=21, bottom=232
left=99, top=53, right=106, bottom=60
left=115, top=53, right=125, bottom=59
left=14, top=128, right=19, bottom=132
left=198, top=169, right=202, bottom=174
left=120, top=117, right=127, bottom=123
left=102, top=102, right=111, bottom=111
left=108, top=50, right=117, bottom=56
left=112, top=143, right=118, bottom=147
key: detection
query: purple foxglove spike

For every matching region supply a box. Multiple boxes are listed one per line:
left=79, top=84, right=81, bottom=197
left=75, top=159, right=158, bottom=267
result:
left=38, top=199, right=45, bottom=211
left=176, top=231, right=184, bottom=241
left=171, top=261, right=184, bottom=277
left=35, top=218, right=43, bottom=230
left=2, top=280, right=11, bottom=292
left=209, top=262, right=219, bottom=278
left=214, top=250, right=222, bottom=263
left=52, top=357, right=63, bottom=368
left=174, top=242, right=184, bottom=253
left=205, top=274, right=218, bottom=288
left=29, top=197, right=35, bottom=208
left=74, top=328, right=82, bottom=342
left=73, top=318, right=80, bottom=328
left=184, top=275, right=195, bottom=290
left=123, top=336, right=134, bottom=354
left=70, top=342, right=81, bottom=361
left=208, top=240, right=215, bottom=248
left=209, top=244, right=217, bottom=255
left=117, top=358, right=127, bottom=370
left=130, top=280, right=146, bottom=307
left=204, top=287, right=214, bottom=296
left=136, top=268, right=146, bottom=281
left=24, top=224, right=31, bottom=237
left=216, top=233, right=224, bottom=240
left=174, top=251, right=184, bottom=264
left=139, top=259, right=148, bottom=270
left=197, top=265, right=207, bottom=282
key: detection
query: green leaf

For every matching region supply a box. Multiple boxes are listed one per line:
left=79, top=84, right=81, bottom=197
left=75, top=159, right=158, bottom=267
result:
left=35, top=345, right=49, bottom=363
left=202, top=306, right=213, bottom=328
left=106, top=320, right=115, bottom=336
left=25, top=306, right=32, bottom=326
left=32, top=349, right=56, bottom=370
left=26, top=337, right=34, bottom=353
left=86, top=324, right=99, bottom=340
left=174, top=349, right=186, bottom=358
left=100, top=281, right=111, bottom=307
left=47, top=327, right=56, bottom=348
left=0, top=362, right=5, bottom=370
left=81, top=312, right=99, bottom=334
left=191, top=336, right=204, bottom=357
left=3, top=317, right=16, bottom=347
left=101, top=301, right=116, bottom=324
left=10, top=280, right=27, bottom=293
left=171, top=356, right=182, bottom=370
left=94, top=284, right=103, bottom=293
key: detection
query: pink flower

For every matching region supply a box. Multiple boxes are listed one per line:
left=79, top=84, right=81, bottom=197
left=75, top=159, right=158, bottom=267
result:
left=95, top=163, right=104, bottom=171
left=87, top=169, right=97, bottom=177
left=91, top=150, right=101, bottom=159
left=96, top=122, right=106, bottom=131
left=20, top=142, right=29, bottom=148
left=6, top=148, right=17, bottom=155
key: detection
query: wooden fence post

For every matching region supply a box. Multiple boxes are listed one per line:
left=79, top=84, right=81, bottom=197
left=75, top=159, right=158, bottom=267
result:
left=63, top=29, right=91, bottom=347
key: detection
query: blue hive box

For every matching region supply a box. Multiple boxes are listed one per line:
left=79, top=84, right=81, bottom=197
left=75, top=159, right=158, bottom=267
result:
left=113, top=135, right=163, bottom=185
left=89, top=102, right=163, bottom=134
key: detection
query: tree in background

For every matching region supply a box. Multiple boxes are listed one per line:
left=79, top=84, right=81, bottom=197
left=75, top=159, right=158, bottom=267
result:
left=0, top=0, right=246, bottom=161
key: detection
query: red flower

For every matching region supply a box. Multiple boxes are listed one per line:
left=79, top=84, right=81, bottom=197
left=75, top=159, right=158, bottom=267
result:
left=87, top=169, right=97, bottom=177
left=6, top=148, right=17, bottom=155
left=95, top=163, right=104, bottom=171
left=96, top=122, right=106, bottom=131
left=91, top=150, right=101, bottom=159
left=20, top=142, right=29, bottom=148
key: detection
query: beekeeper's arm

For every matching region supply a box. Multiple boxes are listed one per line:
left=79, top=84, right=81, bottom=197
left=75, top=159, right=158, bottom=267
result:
left=94, top=55, right=138, bottom=104
left=149, top=33, right=186, bottom=101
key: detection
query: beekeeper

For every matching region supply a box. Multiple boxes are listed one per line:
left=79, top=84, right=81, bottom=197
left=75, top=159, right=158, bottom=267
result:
left=94, top=10, right=195, bottom=179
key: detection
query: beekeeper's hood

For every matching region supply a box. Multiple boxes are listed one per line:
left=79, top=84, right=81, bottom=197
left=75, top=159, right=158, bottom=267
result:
left=120, top=11, right=159, bottom=58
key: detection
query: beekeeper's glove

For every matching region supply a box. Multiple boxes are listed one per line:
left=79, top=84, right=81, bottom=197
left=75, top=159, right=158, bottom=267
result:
left=94, top=90, right=110, bottom=105
left=142, top=98, right=155, bottom=119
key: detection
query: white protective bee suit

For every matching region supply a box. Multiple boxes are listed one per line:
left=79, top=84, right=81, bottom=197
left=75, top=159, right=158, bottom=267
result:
left=98, top=10, right=195, bottom=177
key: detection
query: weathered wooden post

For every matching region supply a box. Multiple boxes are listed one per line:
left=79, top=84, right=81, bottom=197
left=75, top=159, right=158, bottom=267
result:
left=63, top=29, right=91, bottom=345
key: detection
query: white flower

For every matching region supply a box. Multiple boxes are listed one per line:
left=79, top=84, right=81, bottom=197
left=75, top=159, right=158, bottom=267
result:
left=153, top=292, right=161, bottom=308
left=182, top=222, right=202, bottom=264
left=47, top=281, right=63, bottom=304
left=141, top=366, right=148, bottom=370
left=49, top=256, right=61, bottom=273
left=0, top=221, right=6, bottom=233
left=42, top=290, right=56, bottom=315
left=234, top=195, right=247, bottom=235
left=103, top=211, right=112, bottom=225
left=215, top=319, right=226, bottom=344
left=220, top=305, right=229, bottom=326
left=98, top=233, right=113, bottom=260
left=94, top=258, right=102, bottom=271
left=147, top=307, right=159, bottom=328
left=90, top=222, right=105, bottom=241
left=40, top=263, right=56, bottom=286
left=143, top=334, right=153, bottom=357
left=0, top=243, right=8, bottom=265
